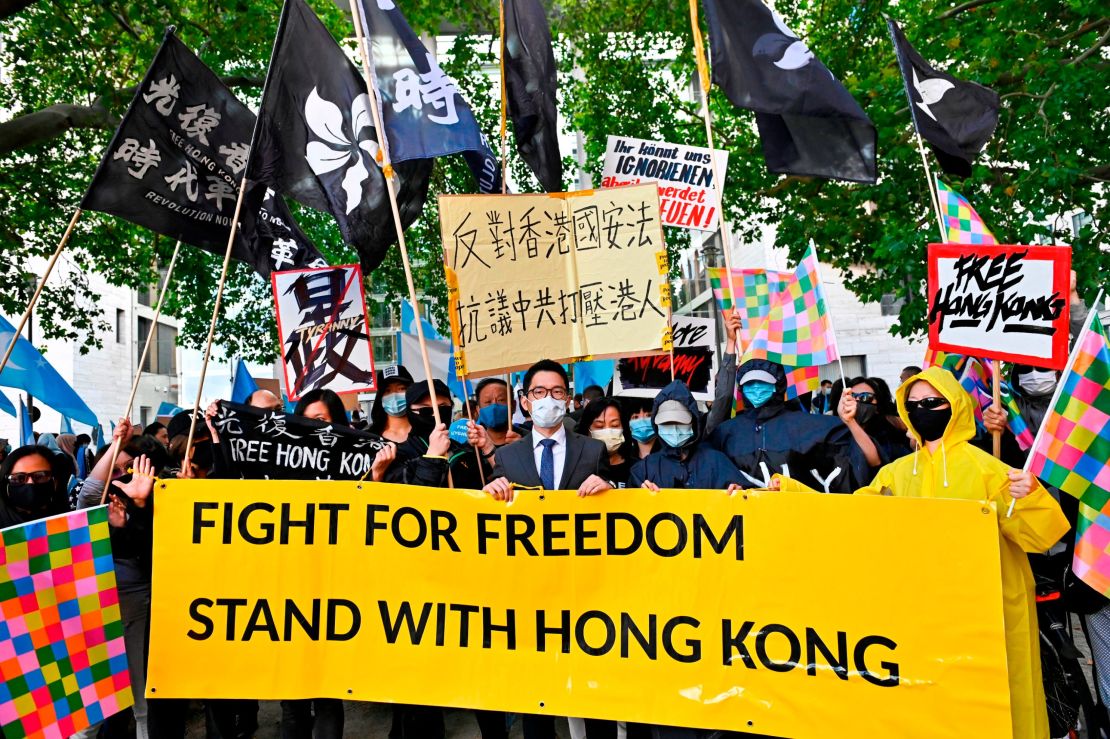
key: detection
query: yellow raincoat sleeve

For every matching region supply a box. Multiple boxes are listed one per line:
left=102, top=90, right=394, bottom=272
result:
left=990, top=466, right=1070, bottom=553
left=852, top=464, right=895, bottom=497
left=771, top=474, right=820, bottom=493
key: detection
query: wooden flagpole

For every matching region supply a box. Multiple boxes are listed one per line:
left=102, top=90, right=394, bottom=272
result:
left=498, top=0, right=509, bottom=194
left=101, top=240, right=182, bottom=503
left=808, top=242, right=847, bottom=388
left=0, top=209, right=83, bottom=376
left=348, top=0, right=444, bottom=427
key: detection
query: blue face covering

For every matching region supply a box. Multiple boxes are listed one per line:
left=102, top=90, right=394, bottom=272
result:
left=742, top=380, right=777, bottom=408
left=477, top=403, right=509, bottom=430
left=658, top=424, right=695, bottom=448
left=382, top=393, right=407, bottom=417
left=629, top=417, right=656, bottom=443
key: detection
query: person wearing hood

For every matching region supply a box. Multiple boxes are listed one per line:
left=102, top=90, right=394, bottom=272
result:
left=0, top=445, right=72, bottom=529
left=629, top=381, right=742, bottom=492
left=780, top=366, right=1069, bottom=739
left=708, top=358, right=868, bottom=492
left=836, top=376, right=912, bottom=468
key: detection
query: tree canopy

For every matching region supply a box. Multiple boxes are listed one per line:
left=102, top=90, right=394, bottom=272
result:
left=1, top=0, right=1106, bottom=361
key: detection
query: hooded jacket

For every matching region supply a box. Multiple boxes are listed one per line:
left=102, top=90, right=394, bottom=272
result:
left=783, top=366, right=1068, bottom=739
left=708, top=359, right=868, bottom=492
left=628, top=381, right=741, bottom=490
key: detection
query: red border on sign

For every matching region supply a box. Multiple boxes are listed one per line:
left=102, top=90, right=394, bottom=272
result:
left=926, top=243, right=1071, bottom=370
left=271, top=263, right=377, bottom=401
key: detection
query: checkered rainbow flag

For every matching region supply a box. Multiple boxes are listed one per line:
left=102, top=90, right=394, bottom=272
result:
left=0, top=506, right=132, bottom=738
left=1028, top=312, right=1110, bottom=595
left=740, top=245, right=839, bottom=368
left=935, top=177, right=998, bottom=245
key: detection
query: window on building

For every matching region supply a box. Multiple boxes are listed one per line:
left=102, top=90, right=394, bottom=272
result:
left=373, top=335, right=396, bottom=366
left=819, top=355, right=866, bottom=383
left=137, top=264, right=169, bottom=307
left=1072, top=211, right=1092, bottom=237
left=880, top=293, right=904, bottom=316
left=115, top=309, right=125, bottom=344
left=140, top=406, right=151, bottom=427
left=137, top=317, right=152, bottom=372
left=156, top=323, right=177, bottom=376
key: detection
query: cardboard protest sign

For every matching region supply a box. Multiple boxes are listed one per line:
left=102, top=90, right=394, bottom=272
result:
left=212, top=401, right=388, bottom=479
left=440, top=184, right=669, bottom=376
left=601, top=135, right=729, bottom=231
left=149, top=483, right=1011, bottom=736
left=927, top=244, right=1071, bottom=369
left=272, top=264, right=376, bottom=400
left=615, top=315, right=717, bottom=400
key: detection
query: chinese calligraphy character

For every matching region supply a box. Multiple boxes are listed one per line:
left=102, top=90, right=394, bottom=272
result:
left=164, top=161, right=199, bottom=201
left=546, top=210, right=572, bottom=258
left=218, top=142, right=250, bottom=175
left=178, top=103, right=221, bottom=145
left=573, top=205, right=600, bottom=251
left=113, top=138, right=162, bottom=179
left=205, top=176, right=236, bottom=212
left=581, top=282, right=607, bottom=328
left=313, top=425, right=339, bottom=448
left=456, top=298, right=487, bottom=346
left=271, top=238, right=298, bottom=271
left=519, top=207, right=542, bottom=259
left=627, top=200, right=656, bottom=248
left=257, top=411, right=301, bottom=440
left=485, top=290, right=513, bottom=337
left=602, top=203, right=624, bottom=249
left=143, top=75, right=180, bottom=115
left=391, top=53, right=460, bottom=125
left=534, top=287, right=556, bottom=327
left=511, top=290, right=532, bottom=332
left=452, top=212, right=488, bottom=269
left=487, top=210, right=516, bottom=262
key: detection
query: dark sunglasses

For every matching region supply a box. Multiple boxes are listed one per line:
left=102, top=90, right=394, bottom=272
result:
left=850, top=392, right=876, bottom=404
left=904, top=397, right=949, bottom=412
left=7, top=471, right=53, bottom=485
left=414, top=405, right=453, bottom=417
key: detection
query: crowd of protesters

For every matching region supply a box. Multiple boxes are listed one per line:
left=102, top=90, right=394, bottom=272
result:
left=0, top=284, right=1103, bottom=739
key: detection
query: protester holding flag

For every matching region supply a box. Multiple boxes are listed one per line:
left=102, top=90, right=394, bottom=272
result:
left=576, top=398, right=635, bottom=487
left=836, top=377, right=912, bottom=467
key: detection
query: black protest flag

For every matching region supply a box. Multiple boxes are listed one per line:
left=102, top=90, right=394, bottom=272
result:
left=886, top=17, right=1000, bottom=178
left=503, top=0, right=562, bottom=192
left=357, top=0, right=502, bottom=194
left=701, top=0, right=876, bottom=184
left=81, top=30, right=326, bottom=278
left=246, top=0, right=432, bottom=272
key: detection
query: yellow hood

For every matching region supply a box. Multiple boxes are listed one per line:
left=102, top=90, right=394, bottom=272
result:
left=896, top=365, right=977, bottom=449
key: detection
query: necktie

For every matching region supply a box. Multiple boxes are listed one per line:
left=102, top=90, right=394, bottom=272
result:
left=539, top=438, right=556, bottom=490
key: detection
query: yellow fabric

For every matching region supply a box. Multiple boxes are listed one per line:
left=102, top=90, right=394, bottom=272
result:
left=858, top=367, right=1068, bottom=739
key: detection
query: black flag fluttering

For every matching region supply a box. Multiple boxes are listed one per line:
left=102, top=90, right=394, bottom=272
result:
left=504, top=0, right=563, bottom=192
left=701, top=0, right=877, bottom=184
left=886, top=17, right=1000, bottom=178
left=82, top=30, right=326, bottom=278
left=247, top=0, right=433, bottom=273
left=358, top=0, right=502, bottom=194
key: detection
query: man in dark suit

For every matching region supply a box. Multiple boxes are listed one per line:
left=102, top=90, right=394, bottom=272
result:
left=484, top=360, right=612, bottom=501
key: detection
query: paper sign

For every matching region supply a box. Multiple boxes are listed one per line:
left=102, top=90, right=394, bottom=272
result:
left=614, top=315, right=718, bottom=401
left=601, top=135, right=729, bottom=231
left=927, top=244, right=1071, bottom=369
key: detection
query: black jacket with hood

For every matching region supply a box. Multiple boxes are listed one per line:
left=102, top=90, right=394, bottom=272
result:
left=629, top=381, right=741, bottom=490
left=708, top=359, right=868, bottom=492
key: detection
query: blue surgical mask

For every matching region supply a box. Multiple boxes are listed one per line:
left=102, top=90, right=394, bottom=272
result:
left=742, top=381, right=777, bottom=409
left=382, top=393, right=407, bottom=417
left=629, top=417, right=656, bottom=443
left=658, top=424, right=695, bottom=448
left=477, top=403, right=509, bottom=430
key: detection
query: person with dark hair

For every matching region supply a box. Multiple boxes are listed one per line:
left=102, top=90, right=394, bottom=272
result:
left=811, top=379, right=834, bottom=414
left=837, top=376, right=912, bottom=468
left=142, top=421, right=169, bottom=446
left=899, top=365, right=923, bottom=385
left=246, top=388, right=283, bottom=411
left=625, top=397, right=659, bottom=460
left=293, top=388, right=350, bottom=427
left=474, top=377, right=520, bottom=447
left=370, top=365, right=415, bottom=440
left=74, top=432, right=93, bottom=479
left=0, top=445, right=72, bottom=528
left=581, top=384, right=605, bottom=407
left=576, top=398, right=634, bottom=486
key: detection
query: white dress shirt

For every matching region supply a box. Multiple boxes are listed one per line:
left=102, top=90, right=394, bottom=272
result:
left=532, top=425, right=567, bottom=489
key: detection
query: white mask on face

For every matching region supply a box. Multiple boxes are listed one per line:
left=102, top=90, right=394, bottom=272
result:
left=529, top=396, right=566, bottom=429
left=590, top=427, right=625, bottom=453
left=1019, top=370, right=1057, bottom=397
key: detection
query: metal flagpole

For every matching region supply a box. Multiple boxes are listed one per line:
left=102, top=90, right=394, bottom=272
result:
left=348, top=0, right=445, bottom=428
left=101, top=240, right=182, bottom=502
left=0, top=209, right=83, bottom=375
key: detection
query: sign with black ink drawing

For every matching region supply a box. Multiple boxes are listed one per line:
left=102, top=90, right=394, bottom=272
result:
left=614, top=315, right=718, bottom=401
left=927, top=244, right=1071, bottom=369
left=272, top=264, right=377, bottom=400
left=214, top=401, right=389, bottom=480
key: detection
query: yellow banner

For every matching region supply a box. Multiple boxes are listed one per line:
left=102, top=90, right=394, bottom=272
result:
left=439, top=184, right=668, bottom=375
left=148, top=481, right=1012, bottom=737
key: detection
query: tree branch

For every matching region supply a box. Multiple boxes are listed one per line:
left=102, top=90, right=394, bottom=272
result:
left=1067, top=24, right=1110, bottom=65
left=937, top=0, right=1003, bottom=21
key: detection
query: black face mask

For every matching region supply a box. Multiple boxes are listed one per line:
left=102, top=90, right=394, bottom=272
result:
left=854, top=403, right=878, bottom=426
left=908, top=407, right=952, bottom=442
left=407, top=406, right=452, bottom=438
left=8, top=481, right=54, bottom=512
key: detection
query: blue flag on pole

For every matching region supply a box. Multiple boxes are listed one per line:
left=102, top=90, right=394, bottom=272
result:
left=231, top=359, right=260, bottom=404
left=0, top=315, right=98, bottom=427
left=358, top=0, right=501, bottom=193
left=574, top=360, right=615, bottom=394
left=18, top=397, right=33, bottom=447
left=60, top=415, right=74, bottom=434
left=0, top=389, right=14, bottom=418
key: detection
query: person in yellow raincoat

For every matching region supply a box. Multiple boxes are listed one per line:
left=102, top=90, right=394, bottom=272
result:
left=778, top=366, right=1069, bottom=739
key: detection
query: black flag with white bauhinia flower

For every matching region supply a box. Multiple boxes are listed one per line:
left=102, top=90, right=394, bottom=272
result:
left=247, top=0, right=433, bottom=273
left=886, top=17, right=1000, bottom=178
left=504, top=0, right=562, bottom=192
left=701, top=0, right=876, bottom=183
left=357, top=0, right=502, bottom=194
left=81, top=29, right=327, bottom=278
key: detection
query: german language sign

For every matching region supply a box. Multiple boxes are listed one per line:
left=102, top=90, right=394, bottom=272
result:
left=272, top=264, right=376, bottom=400
left=614, top=315, right=717, bottom=400
left=213, top=401, right=388, bottom=480
left=927, top=244, right=1071, bottom=369
left=440, top=185, right=668, bottom=375
left=600, top=136, right=728, bottom=231
left=148, top=482, right=1011, bottom=737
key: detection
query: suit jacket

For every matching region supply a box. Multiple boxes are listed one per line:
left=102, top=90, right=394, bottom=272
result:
left=491, top=430, right=611, bottom=489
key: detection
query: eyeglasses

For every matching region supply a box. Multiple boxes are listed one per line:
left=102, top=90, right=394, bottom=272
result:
left=7, top=471, right=53, bottom=485
left=851, top=392, right=877, bottom=404
left=904, top=397, right=949, bottom=412
left=527, top=386, right=567, bottom=400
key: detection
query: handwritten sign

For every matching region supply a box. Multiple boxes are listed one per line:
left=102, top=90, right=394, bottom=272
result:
left=601, top=136, right=729, bottom=231
left=927, top=244, right=1071, bottom=369
left=614, top=315, right=717, bottom=400
left=440, top=184, right=669, bottom=376
left=272, top=264, right=376, bottom=400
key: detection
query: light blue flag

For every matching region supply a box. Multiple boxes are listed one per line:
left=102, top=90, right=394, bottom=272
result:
left=0, top=315, right=98, bottom=426
left=400, top=301, right=443, bottom=341
left=60, top=415, right=74, bottom=434
left=0, top=389, right=14, bottom=418
left=94, top=423, right=107, bottom=450
left=155, top=401, right=185, bottom=417
left=231, top=359, right=260, bottom=404
left=18, top=397, right=33, bottom=447
left=574, top=359, right=615, bottom=394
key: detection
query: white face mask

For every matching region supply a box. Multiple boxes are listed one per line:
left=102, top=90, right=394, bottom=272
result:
left=529, top=396, right=566, bottom=429
left=1020, top=370, right=1057, bottom=397
left=590, top=427, right=625, bottom=453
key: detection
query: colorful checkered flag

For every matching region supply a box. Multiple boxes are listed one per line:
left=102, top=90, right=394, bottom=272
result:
left=935, top=177, right=998, bottom=245
left=1027, top=309, right=1110, bottom=595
